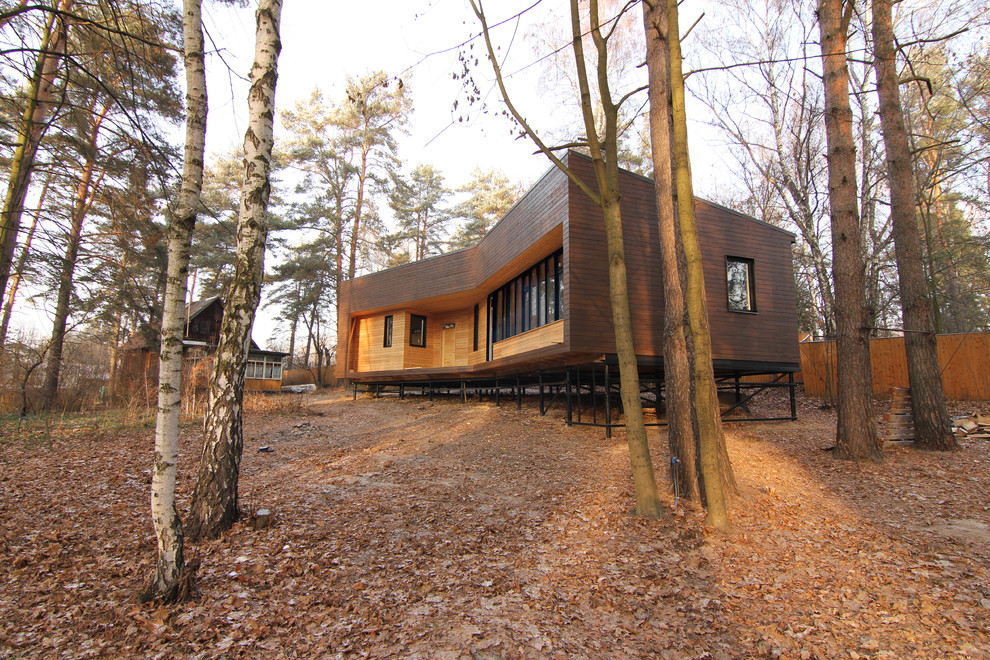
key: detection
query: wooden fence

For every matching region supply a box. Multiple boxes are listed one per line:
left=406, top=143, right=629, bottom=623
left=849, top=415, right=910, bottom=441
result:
left=800, top=332, right=990, bottom=400
left=282, top=366, right=336, bottom=388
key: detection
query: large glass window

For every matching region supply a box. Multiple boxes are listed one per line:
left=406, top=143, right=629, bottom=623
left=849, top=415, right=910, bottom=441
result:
left=410, top=314, right=427, bottom=347
left=726, top=256, right=756, bottom=312
left=488, top=249, right=563, bottom=345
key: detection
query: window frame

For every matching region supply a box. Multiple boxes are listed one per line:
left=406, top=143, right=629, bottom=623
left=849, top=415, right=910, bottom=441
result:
left=383, top=314, right=393, bottom=348
left=486, top=248, right=564, bottom=347
left=725, top=255, right=757, bottom=313
left=409, top=314, right=427, bottom=347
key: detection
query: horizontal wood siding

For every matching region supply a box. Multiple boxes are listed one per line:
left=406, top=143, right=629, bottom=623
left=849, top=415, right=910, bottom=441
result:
left=694, top=200, right=800, bottom=365
left=403, top=312, right=440, bottom=369
left=565, top=154, right=665, bottom=357
left=565, top=153, right=798, bottom=367
left=244, top=378, right=281, bottom=392
left=492, top=319, right=564, bottom=360
left=337, top=151, right=800, bottom=380
left=353, top=314, right=405, bottom=372
left=468, top=297, right=489, bottom=366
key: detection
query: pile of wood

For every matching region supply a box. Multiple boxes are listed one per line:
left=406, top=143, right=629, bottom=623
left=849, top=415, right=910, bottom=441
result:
left=952, top=413, right=990, bottom=439
left=884, top=387, right=914, bottom=443
left=884, top=388, right=990, bottom=442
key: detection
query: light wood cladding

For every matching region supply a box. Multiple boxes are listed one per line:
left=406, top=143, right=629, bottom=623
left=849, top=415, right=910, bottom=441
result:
left=492, top=320, right=564, bottom=360
left=351, top=314, right=404, bottom=372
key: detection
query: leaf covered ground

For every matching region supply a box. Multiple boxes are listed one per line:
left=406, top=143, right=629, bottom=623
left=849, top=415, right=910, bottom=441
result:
left=1, top=388, right=988, bottom=659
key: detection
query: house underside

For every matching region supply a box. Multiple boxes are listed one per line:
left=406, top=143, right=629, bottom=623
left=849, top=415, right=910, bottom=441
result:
left=336, top=152, right=801, bottom=431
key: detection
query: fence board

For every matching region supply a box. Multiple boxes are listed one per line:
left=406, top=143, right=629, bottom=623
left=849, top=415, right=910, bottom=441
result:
left=800, top=332, right=990, bottom=400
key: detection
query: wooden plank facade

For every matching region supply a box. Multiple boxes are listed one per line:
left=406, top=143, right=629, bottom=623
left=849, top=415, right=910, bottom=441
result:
left=336, top=152, right=800, bottom=384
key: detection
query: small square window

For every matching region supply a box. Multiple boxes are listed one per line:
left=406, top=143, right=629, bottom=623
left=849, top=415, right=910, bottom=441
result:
left=383, top=315, right=393, bottom=348
left=410, top=314, right=427, bottom=347
left=726, top=257, right=756, bottom=312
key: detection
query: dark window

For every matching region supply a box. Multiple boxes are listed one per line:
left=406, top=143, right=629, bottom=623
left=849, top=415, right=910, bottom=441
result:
left=383, top=315, right=393, bottom=347
left=473, top=304, right=479, bottom=351
left=410, top=314, right=427, bottom=347
left=487, top=248, right=564, bottom=346
left=726, top=256, right=757, bottom=312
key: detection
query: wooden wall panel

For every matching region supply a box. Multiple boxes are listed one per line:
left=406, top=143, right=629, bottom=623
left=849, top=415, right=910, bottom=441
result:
left=492, top=320, right=564, bottom=360
left=353, top=314, right=405, bottom=372
left=694, top=200, right=801, bottom=365
left=564, top=153, right=799, bottom=367
left=403, top=312, right=440, bottom=369
left=244, top=378, right=281, bottom=392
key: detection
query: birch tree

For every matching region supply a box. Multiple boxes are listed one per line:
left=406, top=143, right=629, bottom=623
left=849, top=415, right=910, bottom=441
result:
left=143, top=0, right=207, bottom=603
left=817, top=0, right=882, bottom=461
left=187, top=0, right=282, bottom=541
left=472, top=0, right=662, bottom=518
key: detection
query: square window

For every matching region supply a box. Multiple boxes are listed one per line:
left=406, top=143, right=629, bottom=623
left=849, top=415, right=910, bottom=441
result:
left=726, top=257, right=756, bottom=312
left=410, top=314, right=427, bottom=347
left=383, top=315, right=393, bottom=348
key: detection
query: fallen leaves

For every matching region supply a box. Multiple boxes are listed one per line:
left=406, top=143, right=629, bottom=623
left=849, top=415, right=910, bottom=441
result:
left=0, top=389, right=988, bottom=657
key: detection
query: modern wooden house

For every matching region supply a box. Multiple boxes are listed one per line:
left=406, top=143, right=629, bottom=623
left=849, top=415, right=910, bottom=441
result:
left=117, top=296, right=288, bottom=395
left=335, top=152, right=800, bottom=424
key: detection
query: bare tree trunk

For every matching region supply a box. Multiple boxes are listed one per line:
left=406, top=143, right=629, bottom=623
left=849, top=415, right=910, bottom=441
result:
left=470, top=0, right=661, bottom=518
left=143, top=0, right=208, bottom=604
left=667, top=0, right=733, bottom=530
left=817, top=0, right=882, bottom=461
left=642, top=1, right=700, bottom=504
left=187, top=0, right=282, bottom=541
left=0, top=169, right=50, bottom=349
left=871, top=0, right=956, bottom=451
left=0, top=0, right=72, bottom=307
left=41, top=101, right=109, bottom=409
left=287, top=312, right=297, bottom=369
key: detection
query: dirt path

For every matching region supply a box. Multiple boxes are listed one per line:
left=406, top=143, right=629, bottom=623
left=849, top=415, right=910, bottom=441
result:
left=0, top=390, right=988, bottom=658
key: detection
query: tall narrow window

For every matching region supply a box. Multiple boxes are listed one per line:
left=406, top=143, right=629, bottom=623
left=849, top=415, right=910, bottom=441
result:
left=473, top=304, right=480, bottom=351
left=383, top=314, right=393, bottom=347
left=410, top=314, right=427, bottom=347
left=726, top=256, right=757, bottom=312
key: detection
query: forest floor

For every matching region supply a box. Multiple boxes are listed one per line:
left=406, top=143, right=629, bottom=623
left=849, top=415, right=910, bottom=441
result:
left=1, top=387, right=989, bottom=659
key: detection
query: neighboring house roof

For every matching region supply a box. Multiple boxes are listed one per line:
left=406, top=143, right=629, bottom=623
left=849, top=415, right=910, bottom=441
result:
left=120, top=297, right=287, bottom=358
left=186, top=295, right=221, bottom=322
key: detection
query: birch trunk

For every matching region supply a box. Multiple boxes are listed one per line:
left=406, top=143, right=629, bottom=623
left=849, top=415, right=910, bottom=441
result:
left=642, top=1, right=701, bottom=504
left=817, top=0, right=882, bottom=461
left=667, top=0, right=733, bottom=530
left=143, top=0, right=207, bottom=603
left=871, top=0, right=955, bottom=451
left=0, top=0, right=71, bottom=307
left=187, top=0, right=282, bottom=541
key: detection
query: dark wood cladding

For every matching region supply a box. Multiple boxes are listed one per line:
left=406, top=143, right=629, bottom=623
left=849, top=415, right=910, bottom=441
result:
left=341, top=166, right=569, bottom=314
left=563, top=152, right=799, bottom=366
left=694, top=200, right=801, bottom=364
left=338, top=151, right=800, bottom=381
